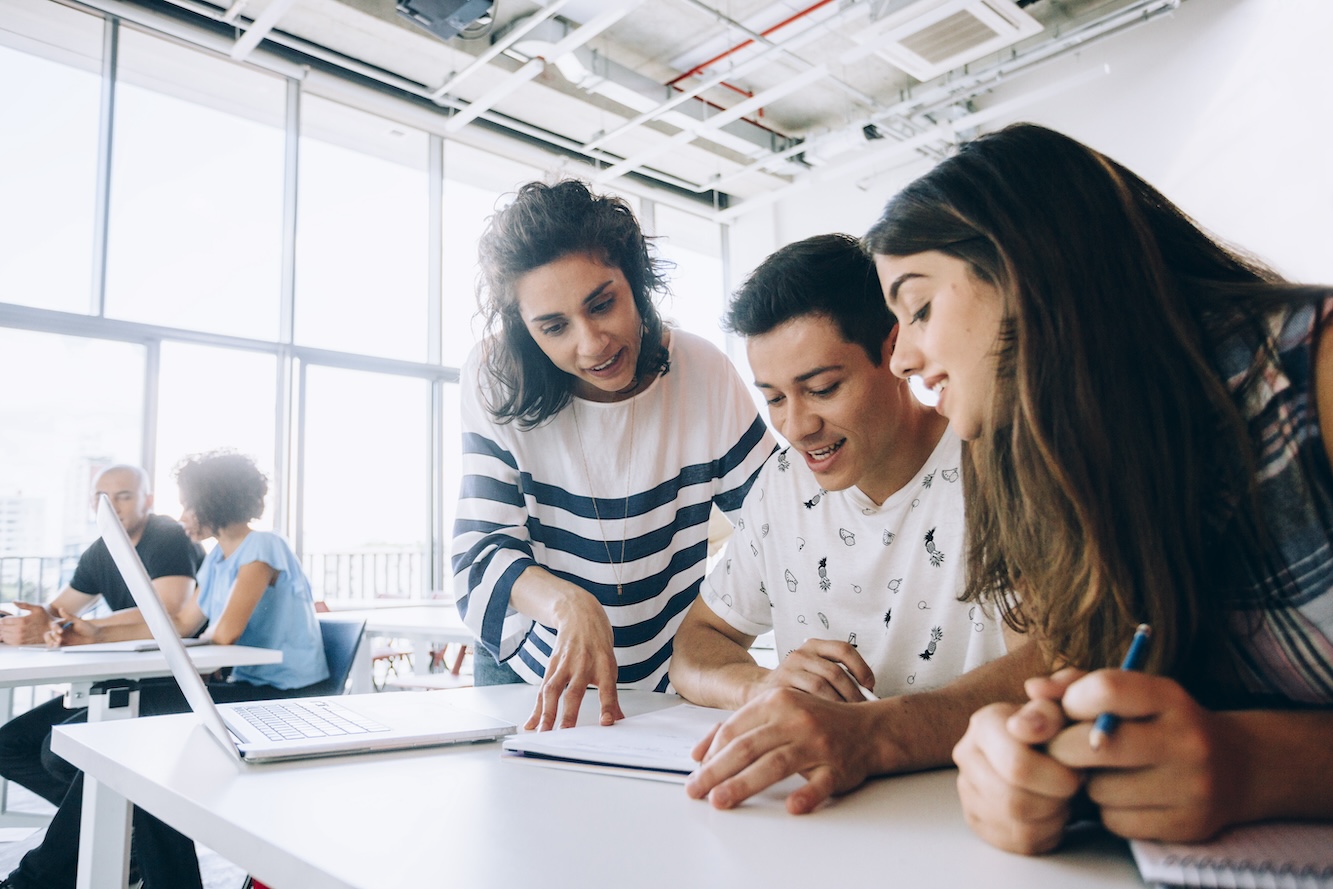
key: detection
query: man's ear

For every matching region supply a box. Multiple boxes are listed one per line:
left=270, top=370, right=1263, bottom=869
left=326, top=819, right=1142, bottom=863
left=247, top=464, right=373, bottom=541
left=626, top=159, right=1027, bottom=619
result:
left=885, top=323, right=899, bottom=356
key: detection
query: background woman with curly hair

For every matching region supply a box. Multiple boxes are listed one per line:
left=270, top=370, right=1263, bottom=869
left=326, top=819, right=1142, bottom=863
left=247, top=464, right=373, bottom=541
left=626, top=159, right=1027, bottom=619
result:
left=3, top=451, right=328, bottom=889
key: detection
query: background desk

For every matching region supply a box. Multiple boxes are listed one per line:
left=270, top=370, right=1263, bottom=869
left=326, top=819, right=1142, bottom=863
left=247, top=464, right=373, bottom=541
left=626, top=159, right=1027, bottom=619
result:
left=54, top=686, right=1144, bottom=889
left=320, top=604, right=471, bottom=693
left=0, top=644, right=283, bottom=824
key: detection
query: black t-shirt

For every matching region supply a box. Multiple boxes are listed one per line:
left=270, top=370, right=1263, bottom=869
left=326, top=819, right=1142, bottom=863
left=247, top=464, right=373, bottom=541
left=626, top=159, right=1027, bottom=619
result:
left=68, top=514, right=204, bottom=612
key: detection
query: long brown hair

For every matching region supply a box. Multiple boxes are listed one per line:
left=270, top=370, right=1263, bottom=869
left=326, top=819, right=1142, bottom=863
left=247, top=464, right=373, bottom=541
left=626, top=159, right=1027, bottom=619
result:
left=864, top=123, right=1323, bottom=699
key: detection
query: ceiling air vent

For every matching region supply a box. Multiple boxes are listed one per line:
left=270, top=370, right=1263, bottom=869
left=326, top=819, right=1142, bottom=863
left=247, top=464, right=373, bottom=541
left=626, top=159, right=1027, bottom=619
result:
left=863, top=0, right=1044, bottom=82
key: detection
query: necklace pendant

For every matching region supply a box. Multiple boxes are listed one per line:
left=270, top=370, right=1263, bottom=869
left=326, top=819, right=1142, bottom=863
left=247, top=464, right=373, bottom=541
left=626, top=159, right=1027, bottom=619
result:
left=616, top=583, right=623, bottom=596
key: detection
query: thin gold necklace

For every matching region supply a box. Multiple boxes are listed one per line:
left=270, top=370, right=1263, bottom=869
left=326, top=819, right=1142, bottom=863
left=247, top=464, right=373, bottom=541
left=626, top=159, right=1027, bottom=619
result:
left=572, top=393, right=636, bottom=597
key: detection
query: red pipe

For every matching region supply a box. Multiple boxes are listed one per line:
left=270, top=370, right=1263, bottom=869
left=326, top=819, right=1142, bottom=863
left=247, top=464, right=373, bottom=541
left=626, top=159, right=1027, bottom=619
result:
left=666, top=0, right=839, bottom=86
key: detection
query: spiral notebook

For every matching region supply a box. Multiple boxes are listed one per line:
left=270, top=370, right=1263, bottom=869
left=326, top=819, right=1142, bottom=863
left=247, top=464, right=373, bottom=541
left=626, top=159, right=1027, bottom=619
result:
left=1131, top=821, right=1333, bottom=888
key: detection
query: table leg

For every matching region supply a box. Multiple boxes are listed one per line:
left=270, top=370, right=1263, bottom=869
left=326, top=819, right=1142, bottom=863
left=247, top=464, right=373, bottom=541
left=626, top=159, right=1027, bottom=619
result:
left=75, top=681, right=139, bottom=889
left=414, top=634, right=434, bottom=677
left=0, top=686, right=10, bottom=815
left=350, top=635, right=373, bottom=694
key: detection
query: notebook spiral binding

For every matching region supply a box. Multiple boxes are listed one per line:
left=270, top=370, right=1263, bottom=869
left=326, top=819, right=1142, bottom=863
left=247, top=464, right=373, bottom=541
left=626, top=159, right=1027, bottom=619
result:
left=1162, top=853, right=1333, bottom=886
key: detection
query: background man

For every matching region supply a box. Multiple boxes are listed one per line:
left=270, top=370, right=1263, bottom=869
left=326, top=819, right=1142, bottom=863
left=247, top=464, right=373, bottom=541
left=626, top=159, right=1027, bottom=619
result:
left=0, top=464, right=201, bottom=805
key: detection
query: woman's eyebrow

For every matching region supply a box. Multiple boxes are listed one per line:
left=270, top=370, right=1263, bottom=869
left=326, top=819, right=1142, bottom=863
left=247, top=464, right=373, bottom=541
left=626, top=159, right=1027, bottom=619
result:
left=886, top=272, right=923, bottom=303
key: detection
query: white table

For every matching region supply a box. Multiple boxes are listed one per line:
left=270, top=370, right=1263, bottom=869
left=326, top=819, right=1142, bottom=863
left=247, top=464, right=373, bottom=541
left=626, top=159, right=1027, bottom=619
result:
left=321, top=604, right=472, bottom=693
left=0, top=644, right=282, bottom=882
left=0, top=645, right=283, bottom=819
left=53, top=686, right=1145, bottom=889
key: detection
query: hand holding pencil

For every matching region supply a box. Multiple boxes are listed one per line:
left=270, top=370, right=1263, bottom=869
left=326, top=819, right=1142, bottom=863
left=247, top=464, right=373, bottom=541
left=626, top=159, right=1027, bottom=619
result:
left=1088, top=623, right=1152, bottom=751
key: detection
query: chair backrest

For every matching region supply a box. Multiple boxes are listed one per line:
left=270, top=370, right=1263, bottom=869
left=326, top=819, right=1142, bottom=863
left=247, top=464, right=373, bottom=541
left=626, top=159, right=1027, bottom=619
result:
left=300, top=619, right=365, bottom=697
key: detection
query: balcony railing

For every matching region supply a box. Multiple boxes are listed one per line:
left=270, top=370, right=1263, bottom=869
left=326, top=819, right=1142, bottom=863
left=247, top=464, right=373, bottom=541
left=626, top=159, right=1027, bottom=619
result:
left=0, top=555, right=76, bottom=604
left=1, top=550, right=429, bottom=604
left=301, top=550, right=427, bottom=602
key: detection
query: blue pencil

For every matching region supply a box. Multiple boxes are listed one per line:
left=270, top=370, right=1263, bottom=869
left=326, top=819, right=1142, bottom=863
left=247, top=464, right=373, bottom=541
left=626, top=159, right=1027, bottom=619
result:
left=1088, top=623, right=1152, bottom=751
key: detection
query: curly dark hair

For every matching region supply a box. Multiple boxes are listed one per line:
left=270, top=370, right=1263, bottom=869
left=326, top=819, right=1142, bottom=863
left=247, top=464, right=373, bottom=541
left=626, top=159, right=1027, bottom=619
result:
left=475, top=179, right=672, bottom=428
left=724, top=233, right=894, bottom=365
left=174, top=451, right=268, bottom=535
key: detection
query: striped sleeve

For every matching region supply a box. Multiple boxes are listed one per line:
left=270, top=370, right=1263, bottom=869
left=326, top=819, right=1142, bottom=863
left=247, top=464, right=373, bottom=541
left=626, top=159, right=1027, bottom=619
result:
left=711, top=355, right=777, bottom=516
left=450, top=359, right=536, bottom=661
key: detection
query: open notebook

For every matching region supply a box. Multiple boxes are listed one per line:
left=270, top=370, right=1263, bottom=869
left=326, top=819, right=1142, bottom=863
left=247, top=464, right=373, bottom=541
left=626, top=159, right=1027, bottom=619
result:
left=96, top=494, right=515, bottom=763
left=1131, top=822, right=1333, bottom=889
left=501, top=702, right=731, bottom=783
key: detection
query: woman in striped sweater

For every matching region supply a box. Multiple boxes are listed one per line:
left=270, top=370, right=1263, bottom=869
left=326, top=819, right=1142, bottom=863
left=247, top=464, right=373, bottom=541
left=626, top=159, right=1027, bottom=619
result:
left=452, top=180, right=775, bottom=731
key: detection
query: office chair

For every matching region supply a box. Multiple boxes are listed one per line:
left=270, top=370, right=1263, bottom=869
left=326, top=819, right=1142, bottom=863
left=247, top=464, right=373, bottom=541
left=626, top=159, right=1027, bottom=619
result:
left=301, top=619, right=365, bottom=697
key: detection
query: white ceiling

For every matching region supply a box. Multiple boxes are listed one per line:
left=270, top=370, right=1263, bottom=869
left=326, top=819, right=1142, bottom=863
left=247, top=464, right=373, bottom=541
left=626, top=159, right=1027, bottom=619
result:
left=143, top=0, right=1182, bottom=207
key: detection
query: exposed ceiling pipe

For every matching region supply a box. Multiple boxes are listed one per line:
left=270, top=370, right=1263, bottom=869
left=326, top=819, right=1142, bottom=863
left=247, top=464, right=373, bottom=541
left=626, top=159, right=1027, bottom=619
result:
left=698, top=0, right=1178, bottom=195
left=593, top=65, right=829, bottom=183
left=669, top=0, right=836, bottom=85
left=229, top=0, right=296, bottom=60
left=716, top=63, right=1111, bottom=222
left=428, top=0, right=573, bottom=101
left=593, top=0, right=977, bottom=185
left=581, top=0, right=869, bottom=153
left=675, top=0, right=881, bottom=111
left=509, top=22, right=790, bottom=159
left=442, top=0, right=647, bottom=133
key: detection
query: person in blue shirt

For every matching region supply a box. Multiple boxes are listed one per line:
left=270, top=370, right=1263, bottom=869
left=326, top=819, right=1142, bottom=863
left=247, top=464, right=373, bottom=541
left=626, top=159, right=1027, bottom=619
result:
left=1, top=450, right=327, bottom=889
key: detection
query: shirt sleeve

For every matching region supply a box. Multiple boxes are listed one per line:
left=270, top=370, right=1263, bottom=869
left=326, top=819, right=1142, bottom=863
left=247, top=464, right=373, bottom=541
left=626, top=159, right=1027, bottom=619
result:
left=141, top=518, right=203, bottom=581
left=233, top=532, right=286, bottom=577
left=67, top=541, right=109, bottom=598
left=701, top=469, right=775, bottom=638
left=450, top=355, right=538, bottom=661
left=708, top=351, right=777, bottom=517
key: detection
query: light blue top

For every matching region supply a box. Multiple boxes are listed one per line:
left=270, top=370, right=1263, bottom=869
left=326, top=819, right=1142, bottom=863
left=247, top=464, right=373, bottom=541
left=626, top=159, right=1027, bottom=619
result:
left=197, top=530, right=328, bottom=690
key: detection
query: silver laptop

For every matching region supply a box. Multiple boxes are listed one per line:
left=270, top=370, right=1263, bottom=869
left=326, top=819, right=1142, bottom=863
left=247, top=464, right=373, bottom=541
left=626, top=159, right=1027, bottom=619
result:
left=96, top=494, right=515, bottom=763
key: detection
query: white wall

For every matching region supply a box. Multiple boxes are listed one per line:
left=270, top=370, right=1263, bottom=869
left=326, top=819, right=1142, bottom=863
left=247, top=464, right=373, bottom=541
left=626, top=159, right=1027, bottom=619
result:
left=747, top=0, right=1333, bottom=285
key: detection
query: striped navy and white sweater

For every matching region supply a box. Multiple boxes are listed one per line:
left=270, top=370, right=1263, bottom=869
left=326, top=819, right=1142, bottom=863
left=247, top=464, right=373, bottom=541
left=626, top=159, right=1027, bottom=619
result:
left=452, top=329, right=776, bottom=691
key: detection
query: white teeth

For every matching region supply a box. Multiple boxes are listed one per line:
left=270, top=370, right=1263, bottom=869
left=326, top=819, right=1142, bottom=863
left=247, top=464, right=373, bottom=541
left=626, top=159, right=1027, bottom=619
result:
left=931, top=380, right=948, bottom=394
left=591, top=354, right=617, bottom=372
left=809, top=440, right=844, bottom=459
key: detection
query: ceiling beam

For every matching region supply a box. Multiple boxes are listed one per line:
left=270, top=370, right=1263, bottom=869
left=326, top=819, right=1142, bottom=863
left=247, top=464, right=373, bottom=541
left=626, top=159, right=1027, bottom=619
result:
left=429, top=0, right=574, bottom=101
left=229, top=0, right=298, bottom=61
left=443, top=0, right=648, bottom=134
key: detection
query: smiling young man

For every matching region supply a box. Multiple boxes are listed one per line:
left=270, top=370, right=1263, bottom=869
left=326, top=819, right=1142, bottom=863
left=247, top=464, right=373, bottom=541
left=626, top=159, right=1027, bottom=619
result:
left=671, top=234, right=1038, bottom=814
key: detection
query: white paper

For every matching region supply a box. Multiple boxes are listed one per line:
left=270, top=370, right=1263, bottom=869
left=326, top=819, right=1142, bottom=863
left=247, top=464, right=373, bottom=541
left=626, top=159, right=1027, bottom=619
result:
left=501, top=702, right=732, bottom=777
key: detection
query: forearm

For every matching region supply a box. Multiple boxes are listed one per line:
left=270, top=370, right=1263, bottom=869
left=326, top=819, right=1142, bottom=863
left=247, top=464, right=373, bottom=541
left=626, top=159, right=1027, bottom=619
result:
left=1222, top=709, right=1333, bottom=824
left=672, top=625, right=767, bottom=711
left=80, top=617, right=149, bottom=643
left=870, top=641, right=1044, bottom=774
left=509, top=565, right=596, bottom=628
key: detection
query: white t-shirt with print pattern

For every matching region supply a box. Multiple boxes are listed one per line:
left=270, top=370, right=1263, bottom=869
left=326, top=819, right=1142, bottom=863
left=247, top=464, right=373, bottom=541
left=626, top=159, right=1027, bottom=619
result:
left=701, top=431, right=1006, bottom=697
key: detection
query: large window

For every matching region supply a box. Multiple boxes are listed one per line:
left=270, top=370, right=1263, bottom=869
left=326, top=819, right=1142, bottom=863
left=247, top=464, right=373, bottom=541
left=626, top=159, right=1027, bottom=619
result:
left=0, top=328, right=143, bottom=598
left=296, top=96, right=430, bottom=362
left=0, top=0, right=102, bottom=314
left=105, top=30, right=286, bottom=339
left=440, top=140, right=541, bottom=367
left=301, top=366, right=430, bottom=598
left=152, top=342, right=278, bottom=527
left=653, top=203, right=727, bottom=351
left=0, top=0, right=730, bottom=602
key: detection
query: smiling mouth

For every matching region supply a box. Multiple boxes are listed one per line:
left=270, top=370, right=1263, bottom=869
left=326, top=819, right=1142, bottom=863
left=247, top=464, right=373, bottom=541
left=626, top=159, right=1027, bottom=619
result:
left=806, top=439, right=845, bottom=461
left=589, top=351, right=622, bottom=373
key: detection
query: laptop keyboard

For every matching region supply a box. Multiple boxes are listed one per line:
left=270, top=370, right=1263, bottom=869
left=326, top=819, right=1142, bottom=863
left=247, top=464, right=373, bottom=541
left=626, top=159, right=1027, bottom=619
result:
left=233, top=699, right=389, bottom=742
